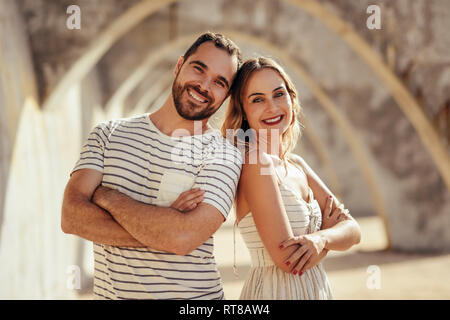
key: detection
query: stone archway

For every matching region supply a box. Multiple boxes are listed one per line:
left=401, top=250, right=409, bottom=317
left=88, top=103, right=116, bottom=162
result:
left=42, top=0, right=449, bottom=192
left=100, top=29, right=390, bottom=247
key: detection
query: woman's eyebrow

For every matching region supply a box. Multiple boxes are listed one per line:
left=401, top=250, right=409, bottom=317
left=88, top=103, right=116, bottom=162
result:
left=248, top=92, right=264, bottom=99
left=272, top=86, right=284, bottom=92
left=248, top=86, right=284, bottom=99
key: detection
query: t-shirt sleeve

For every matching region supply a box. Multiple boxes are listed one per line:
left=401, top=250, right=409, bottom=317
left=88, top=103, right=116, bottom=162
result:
left=71, top=122, right=110, bottom=176
left=193, top=142, right=243, bottom=220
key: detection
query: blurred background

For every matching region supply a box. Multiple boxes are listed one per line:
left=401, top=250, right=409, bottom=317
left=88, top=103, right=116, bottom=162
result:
left=0, top=0, right=449, bottom=299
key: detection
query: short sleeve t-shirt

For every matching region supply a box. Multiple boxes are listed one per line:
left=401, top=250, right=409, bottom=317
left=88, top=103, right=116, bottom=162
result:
left=71, top=114, right=243, bottom=300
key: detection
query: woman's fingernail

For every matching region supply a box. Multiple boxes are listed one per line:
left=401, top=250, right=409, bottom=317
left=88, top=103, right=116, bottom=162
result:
left=293, top=270, right=298, bottom=275
left=285, top=261, right=290, bottom=266
left=279, top=245, right=284, bottom=249
left=299, top=272, right=303, bottom=276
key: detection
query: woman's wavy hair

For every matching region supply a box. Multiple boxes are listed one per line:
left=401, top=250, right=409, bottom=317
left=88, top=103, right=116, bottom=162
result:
left=221, top=57, right=304, bottom=161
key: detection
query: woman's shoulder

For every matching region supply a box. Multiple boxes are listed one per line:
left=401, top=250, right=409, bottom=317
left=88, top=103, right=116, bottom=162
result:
left=240, top=151, right=278, bottom=182
left=288, top=153, right=307, bottom=170
left=242, top=149, right=274, bottom=168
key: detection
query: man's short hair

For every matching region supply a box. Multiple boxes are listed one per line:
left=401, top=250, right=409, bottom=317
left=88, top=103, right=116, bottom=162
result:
left=183, top=32, right=242, bottom=68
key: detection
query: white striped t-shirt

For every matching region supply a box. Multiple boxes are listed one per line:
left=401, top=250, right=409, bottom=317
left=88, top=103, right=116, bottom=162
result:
left=71, top=114, right=243, bottom=300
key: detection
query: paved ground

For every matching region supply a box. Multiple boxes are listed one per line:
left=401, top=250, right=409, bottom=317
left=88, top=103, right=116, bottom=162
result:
left=215, top=215, right=450, bottom=300
left=78, top=215, right=450, bottom=300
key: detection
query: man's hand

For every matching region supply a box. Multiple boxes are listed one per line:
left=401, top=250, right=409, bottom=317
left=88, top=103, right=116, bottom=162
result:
left=93, top=186, right=206, bottom=214
left=170, top=188, right=205, bottom=212
left=89, top=184, right=225, bottom=255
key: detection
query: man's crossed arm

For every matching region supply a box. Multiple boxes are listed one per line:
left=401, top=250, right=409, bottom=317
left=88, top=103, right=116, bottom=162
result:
left=61, top=168, right=224, bottom=255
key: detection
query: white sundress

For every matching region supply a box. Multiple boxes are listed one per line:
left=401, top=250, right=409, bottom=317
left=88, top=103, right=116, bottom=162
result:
left=236, top=163, right=333, bottom=300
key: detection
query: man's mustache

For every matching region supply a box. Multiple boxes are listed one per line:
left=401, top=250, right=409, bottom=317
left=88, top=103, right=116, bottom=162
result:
left=185, top=85, right=213, bottom=104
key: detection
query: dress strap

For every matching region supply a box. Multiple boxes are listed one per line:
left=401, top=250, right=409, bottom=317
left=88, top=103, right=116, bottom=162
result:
left=273, top=161, right=290, bottom=187
left=233, top=219, right=239, bottom=279
left=273, top=166, right=283, bottom=186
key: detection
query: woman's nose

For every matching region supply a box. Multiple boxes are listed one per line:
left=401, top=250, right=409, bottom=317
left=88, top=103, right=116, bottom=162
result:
left=265, top=98, right=278, bottom=111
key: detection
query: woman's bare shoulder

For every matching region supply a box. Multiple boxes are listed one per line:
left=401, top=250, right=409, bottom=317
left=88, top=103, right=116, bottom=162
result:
left=242, top=150, right=274, bottom=171
left=240, top=151, right=278, bottom=193
left=288, top=153, right=306, bottom=168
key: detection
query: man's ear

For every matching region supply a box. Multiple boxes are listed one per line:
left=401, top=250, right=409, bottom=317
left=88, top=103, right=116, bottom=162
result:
left=174, top=56, right=185, bottom=76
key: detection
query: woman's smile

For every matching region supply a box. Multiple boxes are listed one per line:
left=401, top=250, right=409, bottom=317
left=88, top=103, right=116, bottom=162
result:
left=261, top=114, right=284, bottom=125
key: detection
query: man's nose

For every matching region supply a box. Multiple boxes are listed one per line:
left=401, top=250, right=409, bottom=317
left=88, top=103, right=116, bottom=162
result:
left=198, top=77, right=212, bottom=94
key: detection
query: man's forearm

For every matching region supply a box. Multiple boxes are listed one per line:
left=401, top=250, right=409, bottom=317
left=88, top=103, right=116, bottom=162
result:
left=62, top=194, right=145, bottom=247
left=93, top=187, right=191, bottom=254
left=317, top=220, right=361, bottom=251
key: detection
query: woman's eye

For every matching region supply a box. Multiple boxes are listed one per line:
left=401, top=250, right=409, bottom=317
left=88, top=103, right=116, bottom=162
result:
left=274, top=91, right=284, bottom=98
left=252, top=97, right=263, bottom=103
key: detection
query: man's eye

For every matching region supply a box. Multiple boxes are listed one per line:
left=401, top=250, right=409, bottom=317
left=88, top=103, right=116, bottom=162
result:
left=194, top=66, right=203, bottom=72
left=216, top=80, right=225, bottom=88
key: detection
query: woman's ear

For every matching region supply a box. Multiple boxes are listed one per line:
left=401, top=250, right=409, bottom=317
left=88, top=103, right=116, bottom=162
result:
left=174, top=56, right=185, bottom=76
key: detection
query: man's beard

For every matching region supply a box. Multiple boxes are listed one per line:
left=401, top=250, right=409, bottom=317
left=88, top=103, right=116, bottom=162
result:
left=172, top=80, right=218, bottom=121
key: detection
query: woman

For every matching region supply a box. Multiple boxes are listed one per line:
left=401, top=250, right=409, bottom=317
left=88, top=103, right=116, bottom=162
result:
left=172, top=57, right=362, bottom=299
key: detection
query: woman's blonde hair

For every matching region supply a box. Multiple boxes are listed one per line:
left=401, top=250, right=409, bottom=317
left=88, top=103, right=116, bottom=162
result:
left=221, top=57, right=304, bottom=161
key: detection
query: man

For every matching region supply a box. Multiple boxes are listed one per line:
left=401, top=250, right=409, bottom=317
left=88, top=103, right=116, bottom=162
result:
left=61, top=32, right=243, bottom=300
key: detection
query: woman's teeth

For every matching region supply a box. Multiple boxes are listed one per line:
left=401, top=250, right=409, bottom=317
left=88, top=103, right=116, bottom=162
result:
left=188, top=89, right=207, bottom=103
left=262, top=115, right=283, bottom=124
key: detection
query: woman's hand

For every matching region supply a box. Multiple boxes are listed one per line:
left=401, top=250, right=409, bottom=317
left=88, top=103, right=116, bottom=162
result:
left=170, top=188, right=205, bottom=212
left=322, top=196, right=351, bottom=229
left=279, top=233, right=327, bottom=276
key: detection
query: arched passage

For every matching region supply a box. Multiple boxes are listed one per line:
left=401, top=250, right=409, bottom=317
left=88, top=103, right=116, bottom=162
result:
left=114, top=30, right=391, bottom=247
left=108, top=35, right=344, bottom=198
left=42, top=0, right=449, bottom=193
